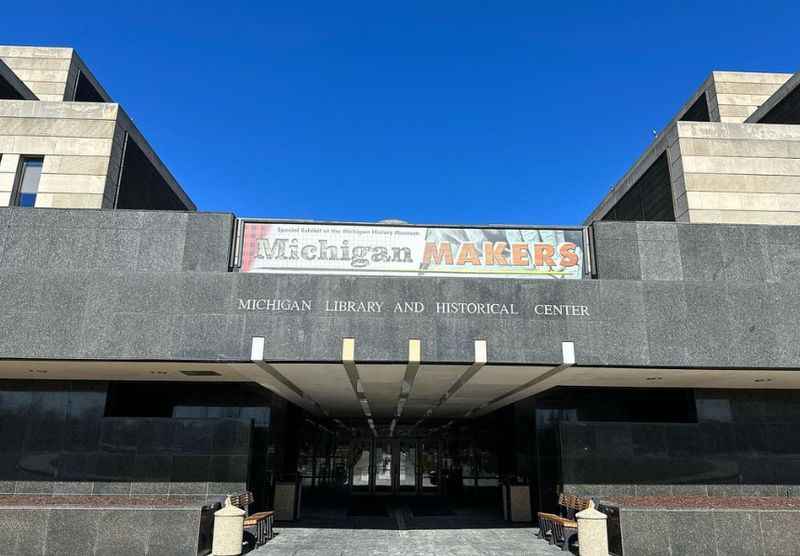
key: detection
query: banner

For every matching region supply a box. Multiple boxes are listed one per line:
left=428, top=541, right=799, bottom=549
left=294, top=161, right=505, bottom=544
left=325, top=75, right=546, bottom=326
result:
left=239, top=221, right=584, bottom=279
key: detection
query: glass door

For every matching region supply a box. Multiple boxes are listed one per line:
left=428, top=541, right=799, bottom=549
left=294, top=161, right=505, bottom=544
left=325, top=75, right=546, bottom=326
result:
left=420, top=438, right=439, bottom=494
left=374, top=438, right=394, bottom=493
left=349, top=437, right=431, bottom=494
left=397, top=439, right=418, bottom=493
left=351, top=438, right=372, bottom=493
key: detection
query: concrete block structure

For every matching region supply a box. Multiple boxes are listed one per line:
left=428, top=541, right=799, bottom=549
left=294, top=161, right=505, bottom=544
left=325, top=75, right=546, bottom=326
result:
left=0, top=46, right=193, bottom=211
left=587, top=70, right=800, bottom=226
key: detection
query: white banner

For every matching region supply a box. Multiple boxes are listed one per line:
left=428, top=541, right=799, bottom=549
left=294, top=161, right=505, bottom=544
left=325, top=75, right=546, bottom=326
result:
left=240, top=222, right=584, bottom=279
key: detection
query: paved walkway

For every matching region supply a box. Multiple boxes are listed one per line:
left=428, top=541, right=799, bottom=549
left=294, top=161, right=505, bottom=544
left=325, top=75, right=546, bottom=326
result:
left=249, top=503, right=568, bottom=556
left=251, top=526, right=564, bottom=555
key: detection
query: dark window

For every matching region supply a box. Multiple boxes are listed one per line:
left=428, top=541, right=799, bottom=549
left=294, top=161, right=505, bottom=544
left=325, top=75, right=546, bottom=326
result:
left=115, top=135, right=190, bottom=210
left=0, top=72, right=26, bottom=100
left=12, top=157, right=44, bottom=207
left=104, top=381, right=272, bottom=424
left=756, top=83, right=800, bottom=125
left=602, top=152, right=675, bottom=222
left=72, top=71, right=105, bottom=102
left=680, top=92, right=711, bottom=122
left=535, top=386, right=697, bottom=423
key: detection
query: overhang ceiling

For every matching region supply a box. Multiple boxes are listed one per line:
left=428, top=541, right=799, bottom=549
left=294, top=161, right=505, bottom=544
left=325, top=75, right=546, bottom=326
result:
left=2, top=360, right=799, bottom=429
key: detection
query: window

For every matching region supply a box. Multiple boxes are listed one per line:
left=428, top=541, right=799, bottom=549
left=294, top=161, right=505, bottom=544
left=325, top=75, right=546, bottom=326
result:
left=72, top=71, right=105, bottom=102
left=0, top=72, right=26, bottom=100
left=13, top=157, right=43, bottom=207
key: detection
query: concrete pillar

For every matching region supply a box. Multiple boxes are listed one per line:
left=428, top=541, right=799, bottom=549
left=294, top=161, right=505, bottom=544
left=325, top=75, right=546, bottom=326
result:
left=576, top=500, right=608, bottom=556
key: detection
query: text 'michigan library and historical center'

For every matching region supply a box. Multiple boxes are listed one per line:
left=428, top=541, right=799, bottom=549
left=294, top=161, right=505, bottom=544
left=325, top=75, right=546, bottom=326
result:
left=1, top=45, right=800, bottom=555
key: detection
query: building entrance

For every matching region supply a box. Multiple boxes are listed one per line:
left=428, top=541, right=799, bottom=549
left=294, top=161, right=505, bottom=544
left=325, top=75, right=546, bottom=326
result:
left=351, top=437, right=439, bottom=495
left=295, top=412, right=520, bottom=517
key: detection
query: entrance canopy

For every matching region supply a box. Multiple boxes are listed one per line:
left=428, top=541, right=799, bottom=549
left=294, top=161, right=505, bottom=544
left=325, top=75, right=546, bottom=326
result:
left=7, top=335, right=799, bottom=434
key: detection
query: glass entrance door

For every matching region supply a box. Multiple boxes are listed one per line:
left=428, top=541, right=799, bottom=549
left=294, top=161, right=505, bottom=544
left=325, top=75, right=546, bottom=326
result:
left=350, top=437, right=441, bottom=494
left=373, top=439, right=394, bottom=493
left=420, top=438, right=439, bottom=493
left=397, top=439, right=417, bottom=493
left=351, top=438, right=372, bottom=493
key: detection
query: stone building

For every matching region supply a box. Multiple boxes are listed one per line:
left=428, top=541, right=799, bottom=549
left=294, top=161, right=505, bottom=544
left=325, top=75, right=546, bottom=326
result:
left=586, top=70, right=800, bottom=225
left=0, top=46, right=192, bottom=210
left=1, top=45, right=800, bottom=555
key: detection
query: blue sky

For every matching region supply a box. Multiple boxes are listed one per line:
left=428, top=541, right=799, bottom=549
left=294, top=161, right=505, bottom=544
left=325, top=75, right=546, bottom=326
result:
left=4, top=1, right=798, bottom=225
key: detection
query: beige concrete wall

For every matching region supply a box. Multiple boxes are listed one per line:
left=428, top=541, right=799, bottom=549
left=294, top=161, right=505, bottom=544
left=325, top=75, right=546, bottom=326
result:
left=675, top=121, right=800, bottom=224
left=0, top=100, right=118, bottom=208
left=709, top=71, right=792, bottom=123
left=0, top=46, right=73, bottom=101
left=0, top=46, right=191, bottom=210
left=0, top=46, right=113, bottom=103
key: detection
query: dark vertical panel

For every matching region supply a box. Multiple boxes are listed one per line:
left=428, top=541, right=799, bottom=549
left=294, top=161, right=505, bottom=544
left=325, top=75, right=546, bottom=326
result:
left=603, top=153, right=675, bottom=222
left=680, top=93, right=711, bottom=122
left=72, top=72, right=105, bottom=102
left=756, top=83, right=800, bottom=124
left=0, top=73, right=25, bottom=100
left=115, top=137, right=190, bottom=211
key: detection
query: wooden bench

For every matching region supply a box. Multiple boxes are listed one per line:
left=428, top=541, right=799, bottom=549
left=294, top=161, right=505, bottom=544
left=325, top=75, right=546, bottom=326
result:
left=229, top=492, right=275, bottom=546
left=560, top=493, right=591, bottom=519
left=536, top=493, right=592, bottom=551
left=537, top=512, right=577, bottom=551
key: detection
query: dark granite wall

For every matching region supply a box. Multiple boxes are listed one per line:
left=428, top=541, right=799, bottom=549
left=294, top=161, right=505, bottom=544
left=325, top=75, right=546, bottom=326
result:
left=591, top=220, right=800, bottom=282
left=613, top=507, right=800, bottom=556
left=0, top=506, right=206, bottom=556
left=1, top=266, right=799, bottom=367
left=1, top=209, right=799, bottom=366
left=0, top=381, right=251, bottom=502
left=0, top=207, right=234, bottom=273
left=558, top=389, right=800, bottom=498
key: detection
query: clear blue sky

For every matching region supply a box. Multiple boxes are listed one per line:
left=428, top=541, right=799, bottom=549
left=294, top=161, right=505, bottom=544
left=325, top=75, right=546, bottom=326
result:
left=4, top=1, right=798, bottom=225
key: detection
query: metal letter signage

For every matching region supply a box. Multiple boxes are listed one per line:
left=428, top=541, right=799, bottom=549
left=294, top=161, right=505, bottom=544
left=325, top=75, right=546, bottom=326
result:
left=238, top=221, right=585, bottom=279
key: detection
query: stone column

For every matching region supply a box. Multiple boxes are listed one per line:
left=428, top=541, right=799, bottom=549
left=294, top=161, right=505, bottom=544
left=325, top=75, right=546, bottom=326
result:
left=576, top=500, right=608, bottom=556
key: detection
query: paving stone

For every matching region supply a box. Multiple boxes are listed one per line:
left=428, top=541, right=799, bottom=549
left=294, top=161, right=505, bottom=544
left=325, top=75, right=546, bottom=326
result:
left=250, top=509, right=565, bottom=556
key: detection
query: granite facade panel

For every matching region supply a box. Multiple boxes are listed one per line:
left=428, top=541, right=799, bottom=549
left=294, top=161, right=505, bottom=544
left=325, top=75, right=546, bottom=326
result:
left=1, top=209, right=800, bottom=367
left=0, top=208, right=233, bottom=273
left=619, top=509, right=671, bottom=556
left=615, top=508, right=800, bottom=556
left=593, top=239, right=642, bottom=280
left=0, top=507, right=204, bottom=556
left=664, top=511, right=715, bottom=556
left=44, top=508, right=101, bottom=556
left=0, top=267, right=795, bottom=365
left=93, top=509, right=151, bottom=556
